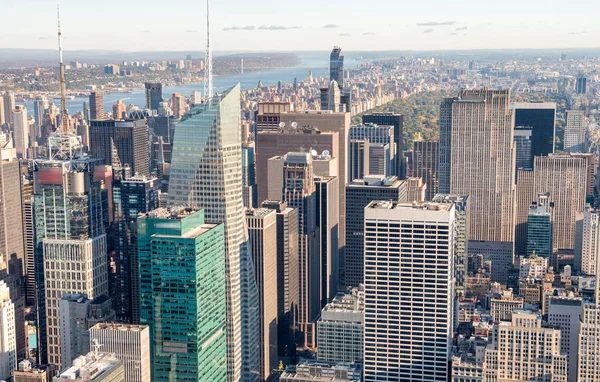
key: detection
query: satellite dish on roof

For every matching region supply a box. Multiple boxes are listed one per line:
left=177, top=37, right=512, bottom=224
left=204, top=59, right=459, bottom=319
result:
left=311, top=149, right=317, bottom=157
left=322, top=150, right=329, bottom=157
left=291, top=122, right=298, bottom=128
left=279, top=122, right=286, bottom=128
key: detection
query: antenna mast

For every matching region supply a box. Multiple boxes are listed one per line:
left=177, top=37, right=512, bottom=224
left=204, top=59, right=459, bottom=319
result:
left=203, top=0, right=213, bottom=102
left=57, top=5, right=69, bottom=133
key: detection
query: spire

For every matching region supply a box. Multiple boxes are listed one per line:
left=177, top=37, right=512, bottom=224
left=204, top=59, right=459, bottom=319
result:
left=203, top=0, right=213, bottom=102
left=57, top=5, right=69, bottom=133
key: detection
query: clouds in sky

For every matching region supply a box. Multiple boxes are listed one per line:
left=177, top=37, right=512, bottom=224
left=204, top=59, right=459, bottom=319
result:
left=568, top=30, right=588, bottom=35
left=340, top=33, right=351, bottom=36
left=223, top=25, right=255, bottom=31
left=222, top=25, right=301, bottom=31
left=323, top=24, right=339, bottom=28
left=185, top=29, right=199, bottom=33
left=455, top=26, right=468, bottom=31
left=423, top=28, right=434, bottom=34
left=363, top=32, right=374, bottom=36
left=417, top=21, right=456, bottom=26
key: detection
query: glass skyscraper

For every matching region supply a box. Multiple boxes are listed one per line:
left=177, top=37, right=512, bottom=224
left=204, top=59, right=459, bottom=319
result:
left=168, top=84, right=260, bottom=381
left=527, top=204, right=552, bottom=258
left=138, top=208, right=227, bottom=381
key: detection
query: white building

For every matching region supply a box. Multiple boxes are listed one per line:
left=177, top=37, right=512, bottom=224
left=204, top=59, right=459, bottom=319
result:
left=11, top=105, right=28, bottom=159
left=89, top=323, right=150, bottom=382
left=54, top=353, right=124, bottom=381
left=578, top=205, right=599, bottom=275
left=0, top=281, right=15, bottom=381
left=317, top=286, right=363, bottom=363
left=489, top=290, right=524, bottom=323
left=564, top=110, right=585, bottom=153
left=519, top=254, right=549, bottom=280
left=484, top=310, right=567, bottom=381
left=363, top=201, right=455, bottom=382
left=548, top=296, right=582, bottom=382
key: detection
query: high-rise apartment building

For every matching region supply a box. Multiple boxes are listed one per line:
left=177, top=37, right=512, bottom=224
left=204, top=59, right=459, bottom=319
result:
left=260, top=200, right=299, bottom=360
left=138, top=208, right=227, bottom=381
left=89, top=92, right=104, bottom=120
left=12, top=105, right=29, bottom=159
left=171, top=92, right=186, bottom=120
left=144, top=82, right=163, bottom=111
left=412, top=140, right=439, bottom=200
left=89, top=119, right=149, bottom=176
left=245, top=209, right=278, bottom=381
left=364, top=201, right=455, bottom=382
left=89, top=323, right=151, bottom=382
left=362, top=113, right=404, bottom=178
left=578, top=206, right=600, bottom=274
left=564, top=110, right=585, bottom=153
left=315, top=176, right=339, bottom=305
left=112, top=175, right=158, bottom=323
left=112, top=100, right=126, bottom=120
left=527, top=204, right=552, bottom=258
left=432, top=194, right=469, bottom=290
left=439, top=89, right=515, bottom=242
left=0, top=281, right=16, bottom=381
left=330, top=46, right=344, bottom=89
left=534, top=154, right=587, bottom=251
left=167, top=85, right=260, bottom=381
left=484, top=310, right=567, bottom=381
left=512, top=102, right=556, bottom=159
left=345, top=176, right=406, bottom=287
left=548, top=297, right=583, bottom=382
left=317, top=286, right=363, bottom=363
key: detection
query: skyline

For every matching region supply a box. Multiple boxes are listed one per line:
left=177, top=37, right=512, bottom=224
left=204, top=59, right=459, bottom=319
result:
left=2, top=0, right=600, bottom=52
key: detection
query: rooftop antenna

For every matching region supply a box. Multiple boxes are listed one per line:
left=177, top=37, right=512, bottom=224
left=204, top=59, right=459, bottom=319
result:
left=203, top=0, right=213, bottom=103
left=57, top=5, right=69, bottom=133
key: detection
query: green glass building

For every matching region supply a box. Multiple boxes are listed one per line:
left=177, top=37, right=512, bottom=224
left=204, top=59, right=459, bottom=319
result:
left=527, top=204, right=552, bottom=258
left=138, top=207, right=227, bottom=381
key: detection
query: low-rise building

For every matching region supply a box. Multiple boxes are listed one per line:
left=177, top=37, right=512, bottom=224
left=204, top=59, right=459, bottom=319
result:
left=280, top=359, right=361, bottom=382
left=489, top=290, right=524, bottom=323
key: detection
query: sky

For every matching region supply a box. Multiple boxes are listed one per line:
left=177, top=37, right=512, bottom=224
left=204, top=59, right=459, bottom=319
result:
left=1, top=0, right=600, bottom=52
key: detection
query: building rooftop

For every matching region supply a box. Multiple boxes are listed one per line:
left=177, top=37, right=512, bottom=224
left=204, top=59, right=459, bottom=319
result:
left=348, top=175, right=402, bottom=187
left=90, top=323, right=148, bottom=332
left=144, top=206, right=198, bottom=220
left=54, top=353, right=122, bottom=381
left=367, top=200, right=453, bottom=212
left=245, top=208, right=275, bottom=218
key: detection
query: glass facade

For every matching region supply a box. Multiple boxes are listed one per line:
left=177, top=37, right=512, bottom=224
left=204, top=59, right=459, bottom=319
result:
left=138, top=209, right=227, bottom=381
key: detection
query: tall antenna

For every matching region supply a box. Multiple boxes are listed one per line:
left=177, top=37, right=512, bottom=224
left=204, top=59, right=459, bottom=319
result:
left=203, top=0, right=213, bottom=102
left=57, top=5, right=69, bottom=133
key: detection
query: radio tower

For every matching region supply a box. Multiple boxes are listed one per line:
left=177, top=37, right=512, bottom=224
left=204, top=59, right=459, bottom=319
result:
left=57, top=6, right=70, bottom=133
left=203, top=0, right=213, bottom=102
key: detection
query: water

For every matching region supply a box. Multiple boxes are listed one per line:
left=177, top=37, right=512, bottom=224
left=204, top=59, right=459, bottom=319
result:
left=19, top=52, right=364, bottom=116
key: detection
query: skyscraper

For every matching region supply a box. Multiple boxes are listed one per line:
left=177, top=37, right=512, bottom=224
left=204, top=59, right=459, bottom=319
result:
left=345, top=176, right=406, bottom=287
left=564, top=110, right=585, bottom=153
left=512, top=102, right=556, bottom=159
left=89, top=92, right=104, bottom=120
left=576, top=74, right=587, bottom=95
left=113, top=175, right=158, bottom=323
left=527, top=204, right=552, bottom=258
left=167, top=85, right=260, bottom=381
left=89, top=323, right=151, bottom=382
left=144, top=82, right=163, bottom=111
left=0, top=281, right=16, bottom=381
left=349, top=123, right=395, bottom=177
left=260, top=200, right=299, bottom=360
left=439, top=89, right=515, bottom=242
left=329, top=46, right=344, bottom=89
left=89, top=119, right=149, bottom=175
left=281, top=153, right=321, bottom=349
left=362, top=113, right=404, bottom=179
left=364, top=201, right=455, bottom=382
left=548, top=297, right=583, bottom=382
left=0, top=94, right=4, bottom=127
left=412, top=140, right=439, bottom=200
left=242, top=142, right=257, bottom=209
left=315, top=175, right=339, bottom=305
left=112, top=100, right=126, bottom=120
left=33, top=96, right=47, bottom=137
left=468, top=240, right=513, bottom=284
left=12, top=105, right=29, bottom=159
left=245, top=209, right=278, bottom=381
left=138, top=207, right=227, bottom=381
left=514, top=126, right=533, bottom=170
left=2, top=92, right=15, bottom=129
left=349, top=140, right=369, bottom=181
left=534, top=154, right=587, bottom=251
left=171, top=92, right=186, bottom=120
left=579, top=206, right=599, bottom=275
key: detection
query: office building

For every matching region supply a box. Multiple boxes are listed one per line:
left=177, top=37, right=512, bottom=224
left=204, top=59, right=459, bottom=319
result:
left=112, top=175, right=158, bottom=323
left=317, top=286, right=363, bottom=363
left=33, top=96, right=47, bottom=137
left=321, top=80, right=344, bottom=112
left=405, top=177, right=426, bottom=203
left=254, top=102, right=292, bottom=132
left=579, top=206, right=600, bottom=274
left=281, top=153, right=321, bottom=349
left=432, top=194, right=469, bottom=290
left=0, top=95, right=4, bottom=126
left=0, top=281, right=15, bottom=381
left=519, top=253, right=548, bottom=280
left=349, top=123, right=395, bottom=176
left=349, top=140, right=369, bottom=181
left=14, top=359, right=55, bottom=382
left=412, top=140, right=439, bottom=200
left=362, top=113, right=404, bottom=178
left=515, top=169, right=535, bottom=255
left=171, top=92, right=185, bottom=120
left=242, top=142, right=257, bottom=209
left=260, top=200, right=299, bottom=360
left=513, top=102, right=556, bottom=159
left=534, top=154, right=587, bottom=251
left=281, top=359, right=361, bottom=382
left=527, top=204, right=552, bottom=258
left=564, top=110, right=585, bottom=153
left=112, top=100, right=125, bottom=120
left=167, top=85, right=260, bottom=380
left=89, top=324, right=150, bottom=382
left=439, top=89, right=515, bottom=242
left=53, top=353, right=124, bottom=382
left=345, top=176, right=406, bottom=287
left=12, top=105, right=29, bottom=158
left=89, top=92, right=104, bottom=120
left=144, top=82, right=162, bottom=111
left=245, top=209, right=278, bottom=381
left=484, top=310, right=567, bottom=381
left=548, top=297, right=583, bottom=382
left=139, top=208, right=227, bottom=381
left=22, top=176, right=35, bottom=305
left=89, top=119, right=149, bottom=175
left=468, top=241, right=513, bottom=284
left=514, top=126, right=533, bottom=170
left=2, top=92, right=15, bottom=128
left=364, top=201, right=455, bottom=382
left=490, top=290, right=524, bottom=322
left=59, top=295, right=115, bottom=368
left=315, top=176, right=339, bottom=305
left=576, top=75, right=587, bottom=95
